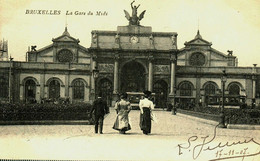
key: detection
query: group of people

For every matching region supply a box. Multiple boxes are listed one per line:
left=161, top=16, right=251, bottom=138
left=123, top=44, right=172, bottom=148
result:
left=90, top=90, right=154, bottom=135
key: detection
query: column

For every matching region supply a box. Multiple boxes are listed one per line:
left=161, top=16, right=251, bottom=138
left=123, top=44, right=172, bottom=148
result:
left=113, top=57, right=119, bottom=94
left=253, top=64, right=257, bottom=99
left=253, top=79, right=256, bottom=99
left=196, top=77, right=201, bottom=104
left=90, top=55, right=97, bottom=103
left=91, top=58, right=97, bottom=93
left=112, top=54, right=120, bottom=106
left=170, top=58, right=176, bottom=95
left=40, top=73, right=45, bottom=100
left=65, top=75, right=69, bottom=97
left=148, top=60, right=153, bottom=91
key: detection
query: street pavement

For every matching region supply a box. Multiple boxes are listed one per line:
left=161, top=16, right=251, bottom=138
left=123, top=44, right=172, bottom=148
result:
left=0, top=107, right=259, bottom=161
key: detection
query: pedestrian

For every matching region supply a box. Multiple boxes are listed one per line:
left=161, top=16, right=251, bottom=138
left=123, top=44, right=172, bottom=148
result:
left=113, top=92, right=132, bottom=134
left=139, top=90, right=154, bottom=135
left=90, top=93, right=109, bottom=134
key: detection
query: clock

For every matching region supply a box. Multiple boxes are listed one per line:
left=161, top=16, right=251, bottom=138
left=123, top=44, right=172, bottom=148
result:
left=130, top=36, right=138, bottom=43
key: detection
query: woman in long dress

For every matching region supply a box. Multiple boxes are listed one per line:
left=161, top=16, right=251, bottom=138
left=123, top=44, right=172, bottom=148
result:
left=113, top=92, right=132, bottom=134
left=139, top=90, right=154, bottom=135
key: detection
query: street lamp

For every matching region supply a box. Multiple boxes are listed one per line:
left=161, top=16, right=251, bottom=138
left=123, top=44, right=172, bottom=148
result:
left=92, top=66, right=99, bottom=99
left=9, top=56, right=13, bottom=103
left=219, top=70, right=227, bottom=128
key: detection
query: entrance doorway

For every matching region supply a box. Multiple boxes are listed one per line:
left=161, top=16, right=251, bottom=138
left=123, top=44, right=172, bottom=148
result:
left=25, top=79, right=36, bottom=103
left=153, top=80, right=168, bottom=108
left=120, top=61, right=146, bottom=93
left=97, top=78, right=112, bottom=106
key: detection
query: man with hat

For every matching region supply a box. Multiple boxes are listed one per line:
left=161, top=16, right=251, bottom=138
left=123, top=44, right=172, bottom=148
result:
left=90, top=93, right=109, bottom=134
left=139, top=90, right=154, bottom=135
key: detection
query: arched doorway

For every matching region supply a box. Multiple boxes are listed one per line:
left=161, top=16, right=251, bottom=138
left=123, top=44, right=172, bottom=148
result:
left=97, top=78, right=112, bottom=106
left=153, top=80, right=168, bottom=109
left=49, top=80, right=60, bottom=100
left=228, top=83, right=241, bottom=104
left=178, top=81, right=195, bottom=109
left=72, top=79, right=85, bottom=101
left=120, top=61, right=146, bottom=92
left=25, top=79, right=36, bottom=103
left=204, top=82, right=218, bottom=105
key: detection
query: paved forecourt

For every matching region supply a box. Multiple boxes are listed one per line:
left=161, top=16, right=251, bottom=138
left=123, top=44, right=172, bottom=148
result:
left=0, top=107, right=259, bottom=161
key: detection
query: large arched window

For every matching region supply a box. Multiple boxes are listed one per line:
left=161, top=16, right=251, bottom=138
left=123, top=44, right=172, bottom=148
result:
left=205, top=83, right=217, bottom=95
left=204, top=82, right=218, bottom=104
left=228, top=83, right=240, bottom=95
left=25, top=79, right=36, bottom=100
left=49, top=80, right=60, bottom=99
left=72, top=79, right=85, bottom=99
left=179, top=81, right=193, bottom=96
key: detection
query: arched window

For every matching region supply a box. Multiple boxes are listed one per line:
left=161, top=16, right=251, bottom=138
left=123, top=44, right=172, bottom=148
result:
left=229, top=83, right=240, bottom=95
left=205, top=83, right=216, bottom=95
left=204, top=82, right=218, bottom=104
left=179, top=82, right=193, bottom=96
left=49, top=80, right=60, bottom=99
left=73, top=79, right=85, bottom=99
left=25, top=79, right=36, bottom=100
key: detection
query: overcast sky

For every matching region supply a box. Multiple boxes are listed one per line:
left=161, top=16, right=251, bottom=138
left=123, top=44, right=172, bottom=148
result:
left=0, top=0, right=260, bottom=66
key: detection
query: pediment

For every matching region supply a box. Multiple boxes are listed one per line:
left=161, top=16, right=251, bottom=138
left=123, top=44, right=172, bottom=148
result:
left=185, top=38, right=212, bottom=46
left=52, top=35, right=79, bottom=43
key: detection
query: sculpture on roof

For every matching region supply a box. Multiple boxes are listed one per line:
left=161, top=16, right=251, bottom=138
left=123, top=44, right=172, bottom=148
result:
left=124, top=1, right=146, bottom=26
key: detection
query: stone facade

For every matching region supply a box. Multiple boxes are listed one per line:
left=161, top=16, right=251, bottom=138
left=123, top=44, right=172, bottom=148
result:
left=0, top=14, right=260, bottom=108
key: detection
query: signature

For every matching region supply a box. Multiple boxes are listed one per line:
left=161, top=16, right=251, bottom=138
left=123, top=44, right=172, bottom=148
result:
left=177, top=124, right=260, bottom=160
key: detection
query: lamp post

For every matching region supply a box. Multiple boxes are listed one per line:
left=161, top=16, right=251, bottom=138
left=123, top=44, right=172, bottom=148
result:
left=9, top=56, right=13, bottom=103
left=220, top=70, right=227, bottom=128
left=92, top=66, right=99, bottom=99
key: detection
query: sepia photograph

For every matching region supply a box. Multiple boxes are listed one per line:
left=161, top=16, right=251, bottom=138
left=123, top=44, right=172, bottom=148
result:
left=0, top=0, right=260, bottom=160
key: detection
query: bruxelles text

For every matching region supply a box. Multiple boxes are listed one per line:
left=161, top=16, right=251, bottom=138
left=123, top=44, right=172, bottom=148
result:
left=25, top=10, right=61, bottom=15
left=25, top=10, right=108, bottom=16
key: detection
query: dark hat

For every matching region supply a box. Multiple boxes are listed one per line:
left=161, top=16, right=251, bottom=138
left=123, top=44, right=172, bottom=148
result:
left=120, top=92, right=128, bottom=99
left=143, top=90, right=152, bottom=97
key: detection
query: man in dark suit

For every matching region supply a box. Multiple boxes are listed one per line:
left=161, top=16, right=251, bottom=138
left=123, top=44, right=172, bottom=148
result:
left=90, top=93, right=109, bottom=134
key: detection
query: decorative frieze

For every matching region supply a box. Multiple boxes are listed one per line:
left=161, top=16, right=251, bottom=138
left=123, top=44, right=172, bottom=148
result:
left=154, top=65, right=170, bottom=74
left=98, top=64, right=114, bottom=73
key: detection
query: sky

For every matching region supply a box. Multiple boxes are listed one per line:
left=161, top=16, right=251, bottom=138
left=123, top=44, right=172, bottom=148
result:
left=0, top=0, right=260, bottom=67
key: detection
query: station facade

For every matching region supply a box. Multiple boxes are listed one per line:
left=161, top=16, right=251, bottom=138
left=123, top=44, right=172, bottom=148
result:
left=1, top=9, right=260, bottom=108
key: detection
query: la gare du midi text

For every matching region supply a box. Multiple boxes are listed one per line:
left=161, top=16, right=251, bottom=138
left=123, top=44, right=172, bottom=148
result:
left=25, top=10, right=108, bottom=16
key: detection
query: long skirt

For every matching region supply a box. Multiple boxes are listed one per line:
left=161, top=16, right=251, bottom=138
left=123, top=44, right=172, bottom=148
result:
left=139, top=108, right=151, bottom=134
left=113, top=110, right=131, bottom=132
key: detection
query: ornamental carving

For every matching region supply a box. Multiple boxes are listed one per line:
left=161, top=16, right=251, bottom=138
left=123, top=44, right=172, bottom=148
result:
left=189, top=52, right=206, bottom=66
left=98, top=64, right=114, bottom=73
left=57, top=49, right=73, bottom=62
left=154, top=65, right=170, bottom=74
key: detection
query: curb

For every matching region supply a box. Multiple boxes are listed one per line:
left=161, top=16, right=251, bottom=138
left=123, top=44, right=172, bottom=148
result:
left=227, top=124, right=260, bottom=130
left=176, top=113, right=219, bottom=126
left=176, top=113, right=260, bottom=130
left=0, top=120, right=92, bottom=125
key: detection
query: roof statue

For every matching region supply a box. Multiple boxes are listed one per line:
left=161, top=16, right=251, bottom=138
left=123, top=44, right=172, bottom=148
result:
left=124, top=1, right=146, bottom=26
